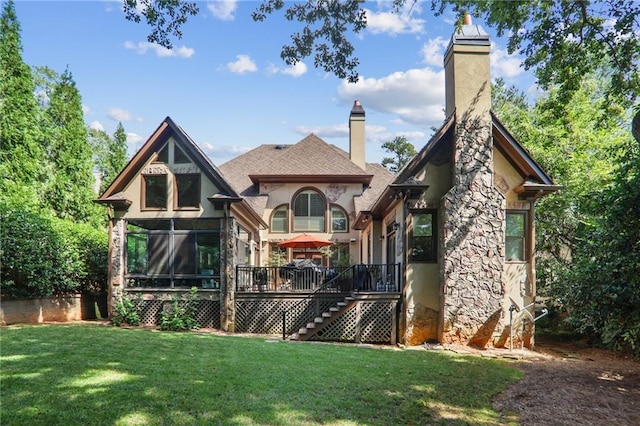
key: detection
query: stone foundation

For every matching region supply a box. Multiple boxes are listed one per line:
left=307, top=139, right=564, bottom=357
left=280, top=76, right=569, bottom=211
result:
left=405, top=303, right=439, bottom=345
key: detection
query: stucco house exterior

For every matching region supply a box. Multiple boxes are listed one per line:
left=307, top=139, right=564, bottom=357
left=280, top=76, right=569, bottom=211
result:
left=96, top=19, right=557, bottom=347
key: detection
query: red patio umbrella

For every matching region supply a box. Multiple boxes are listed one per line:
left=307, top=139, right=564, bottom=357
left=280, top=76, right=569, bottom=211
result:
left=277, top=233, right=334, bottom=249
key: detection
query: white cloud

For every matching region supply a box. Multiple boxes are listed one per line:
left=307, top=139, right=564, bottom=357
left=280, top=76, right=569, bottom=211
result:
left=365, top=8, right=425, bottom=35
left=207, top=0, right=237, bottom=21
left=89, top=121, right=104, bottom=131
left=201, top=142, right=251, bottom=160
left=294, top=124, right=348, bottom=138
left=108, top=107, right=133, bottom=122
left=225, top=55, right=257, bottom=74
left=124, top=41, right=195, bottom=58
left=126, top=133, right=143, bottom=145
left=337, top=68, right=446, bottom=127
left=268, top=61, right=308, bottom=78
left=82, top=104, right=90, bottom=115
left=421, top=37, right=448, bottom=67
left=490, top=43, right=524, bottom=79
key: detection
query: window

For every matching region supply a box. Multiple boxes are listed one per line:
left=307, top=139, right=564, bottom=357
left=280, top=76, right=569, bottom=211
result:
left=125, top=219, right=221, bottom=288
left=174, top=145, right=190, bottom=163
left=156, top=145, right=168, bottom=163
left=271, top=205, right=288, bottom=233
left=506, top=211, right=527, bottom=261
left=293, top=190, right=325, bottom=231
left=331, top=206, right=348, bottom=232
left=410, top=211, right=437, bottom=262
left=143, top=175, right=167, bottom=209
left=175, top=174, right=200, bottom=208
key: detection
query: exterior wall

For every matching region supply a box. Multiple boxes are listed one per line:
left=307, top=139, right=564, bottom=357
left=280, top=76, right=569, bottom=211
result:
left=0, top=295, right=83, bottom=325
left=259, top=182, right=363, bottom=263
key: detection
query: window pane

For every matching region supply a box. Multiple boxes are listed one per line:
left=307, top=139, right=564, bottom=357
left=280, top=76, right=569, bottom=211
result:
left=174, top=219, right=220, bottom=230
left=126, top=233, right=147, bottom=274
left=331, top=207, right=347, bottom=232
left=271, top=207, right=288, bottom=233
left=174, top=145, right=190, bottom=163
left=174, top=234, right=196, bottom=274
left=506, top=212, right=526, bottom=261
left=148, top=234, right=169, bottom=274
left=156, top=145, right=168, bottom=163
left=309, top=193, right=324, bottom=216
left=144, top=175, right=167, bottom=208
left=176, top=174, right=200, bottom=208
left=294, top=193, right=308, bottom=216
left=198, top=234, right=220, bottom=275
left=410, top=212, right=436, bottom=262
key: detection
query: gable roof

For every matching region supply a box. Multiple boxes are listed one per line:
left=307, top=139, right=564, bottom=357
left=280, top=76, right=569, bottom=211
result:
left=219, top=133, right=394, bottom=217
left=354, top=112, right=560, bottom=227
left=95, top=117, right=266, bottom=227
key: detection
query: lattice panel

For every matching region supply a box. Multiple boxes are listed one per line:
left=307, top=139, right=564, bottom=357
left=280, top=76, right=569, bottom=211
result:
left=137, top=300, right=163, bottom=325
left=135, top=300, right=220, bottom=328
left=311, top=301, right=394, bottom=344
left=195, top=300, right=220, bottom=329
left=313, top=308, right=357, bottom=342
left=236, top=299, right=290, bottom=334
left=359, top=302, right=393, bottom=343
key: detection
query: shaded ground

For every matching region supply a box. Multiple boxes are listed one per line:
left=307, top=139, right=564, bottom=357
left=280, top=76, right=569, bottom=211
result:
left=492, top=337, right=640, bottom=425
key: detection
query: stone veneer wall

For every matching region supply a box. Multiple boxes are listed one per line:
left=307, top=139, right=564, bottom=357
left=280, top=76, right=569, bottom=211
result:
left=108, top=218, right=126, bottom=317
left=440, top=118, right=506, bottom=346
left=220, top=216, right=236, bottom=332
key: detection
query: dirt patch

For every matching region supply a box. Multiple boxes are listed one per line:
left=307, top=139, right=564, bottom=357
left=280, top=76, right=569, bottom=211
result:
left=493, top=338, right=640, bottom=425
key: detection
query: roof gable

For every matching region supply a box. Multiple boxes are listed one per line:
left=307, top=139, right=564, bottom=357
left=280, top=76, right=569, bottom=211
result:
left=96, top=117, right=239, bottom=203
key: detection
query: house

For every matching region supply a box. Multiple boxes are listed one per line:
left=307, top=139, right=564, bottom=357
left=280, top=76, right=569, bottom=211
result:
left=96, top=17, right=557, bottom=347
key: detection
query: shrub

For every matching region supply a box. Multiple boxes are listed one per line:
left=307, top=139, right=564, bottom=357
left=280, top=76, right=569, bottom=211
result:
left=111, top=295, right=141, bottom=327
left=159, top=287, right=200, bottom=331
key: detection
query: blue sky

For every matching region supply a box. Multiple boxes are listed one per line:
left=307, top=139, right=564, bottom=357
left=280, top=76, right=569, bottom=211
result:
left=15, top=0, right=537, bottom=164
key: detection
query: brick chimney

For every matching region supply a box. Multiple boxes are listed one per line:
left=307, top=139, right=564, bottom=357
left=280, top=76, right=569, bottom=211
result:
left=439, top=15, right=506, bottom=347
left=349, top=100, right=366, bottom=170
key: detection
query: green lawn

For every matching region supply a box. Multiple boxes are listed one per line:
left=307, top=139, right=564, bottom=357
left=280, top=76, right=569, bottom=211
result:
left=0, top=324, right=521, bottom=425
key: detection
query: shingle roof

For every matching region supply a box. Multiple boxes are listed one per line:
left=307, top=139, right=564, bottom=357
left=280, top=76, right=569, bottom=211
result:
left=218, top=134, right=395, bottom=217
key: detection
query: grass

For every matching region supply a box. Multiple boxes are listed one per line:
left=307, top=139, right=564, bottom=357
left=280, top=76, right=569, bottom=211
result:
left=0, top=324, right=522, bottom=425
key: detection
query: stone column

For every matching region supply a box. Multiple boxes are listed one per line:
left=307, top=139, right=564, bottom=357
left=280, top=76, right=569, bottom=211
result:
left=108, top=218, right=126, bottom=317
left=220, top=215, right=236, bottom=332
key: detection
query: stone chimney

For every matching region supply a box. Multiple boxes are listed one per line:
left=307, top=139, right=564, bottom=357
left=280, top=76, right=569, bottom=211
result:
left=349, top=100, right=366, bottom=170
left=439, top=15, right=506, bottom=347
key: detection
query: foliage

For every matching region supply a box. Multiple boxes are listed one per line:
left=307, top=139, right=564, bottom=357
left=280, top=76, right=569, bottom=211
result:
left=381, top=135, right=417, bottom=173
left=435, top=0, right=640, bottom=108
left=43, top=68, right=101, bottom=224
left=0, top=0, right=46, bottom=194
left=0, top=195, right=108, bottom=299
left=159, top=287, right=200, bottom=331
left=111, top=294, right=142, bottom=327
left=0, top=324, right=523, bottom=425
left=120, top=1, right=639, bottom=105
left=90, top=122, right=129, bottom=193
left=492, top=74, right=637, bottom=356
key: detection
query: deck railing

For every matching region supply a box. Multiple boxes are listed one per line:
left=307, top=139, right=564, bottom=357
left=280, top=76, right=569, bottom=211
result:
left=275, top=263, right=401, bottom=339
left=235, top=263, right=400, bottom=293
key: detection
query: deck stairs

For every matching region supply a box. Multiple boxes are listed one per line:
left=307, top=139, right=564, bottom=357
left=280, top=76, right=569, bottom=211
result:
left=290, top=295, right=357, bottom=341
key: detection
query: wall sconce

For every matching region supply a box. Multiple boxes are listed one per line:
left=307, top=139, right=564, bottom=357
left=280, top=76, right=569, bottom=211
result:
left=393, top=222, right=400, bottom=230
left=379, top=235, right=385, bottom=241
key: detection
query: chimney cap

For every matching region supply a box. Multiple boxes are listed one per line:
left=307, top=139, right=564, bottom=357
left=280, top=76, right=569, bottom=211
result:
left=451, top=16, right=490, bottom=46
left=350, top=99, right=365, bottom=116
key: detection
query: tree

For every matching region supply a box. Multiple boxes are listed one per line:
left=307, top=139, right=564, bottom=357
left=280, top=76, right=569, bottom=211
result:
left=381, top=136, right=417, bottom=173
left=44, top=68, right=100, bottom=223
left=90, top=122, right=128, bottom=193
left=121, top=0, right=639, bottom=105
left=0, top=0, right=45, bottom=193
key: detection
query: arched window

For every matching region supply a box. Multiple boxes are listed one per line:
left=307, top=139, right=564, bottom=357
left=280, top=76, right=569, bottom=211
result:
left=270, top=205, right=288, bottom=233
left=293, top=190, right=325, bottom=231
left=330, top=205, right=348, bottom=232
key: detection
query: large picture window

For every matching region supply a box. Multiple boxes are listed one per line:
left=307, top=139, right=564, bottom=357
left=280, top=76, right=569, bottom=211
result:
left=293, top=190, right=325, bottom=231
left=126, top=219, right=221, bottom=288
left=143, top=175, right=167, bottom=209
left=409, top=210, right=437, bottom=263
left=271, top=205, right=288, bottom=233
left=506, top=211, right=527, bottom=261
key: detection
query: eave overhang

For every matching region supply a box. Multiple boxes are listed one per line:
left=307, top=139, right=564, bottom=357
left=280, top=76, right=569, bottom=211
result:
left=249, top=174, right=373, bottom=186
left=93, top=192, right=132, bottom=210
